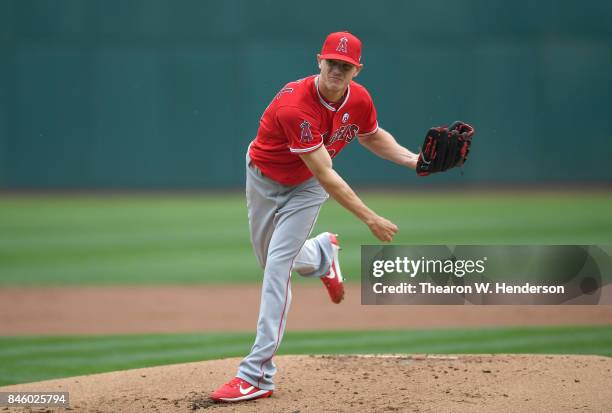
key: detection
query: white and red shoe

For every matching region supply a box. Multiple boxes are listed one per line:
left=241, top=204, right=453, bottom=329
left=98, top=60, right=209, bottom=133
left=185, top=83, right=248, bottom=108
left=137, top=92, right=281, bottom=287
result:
left=321, top=232, right=345, bottom=304
left=210, top=377, right=272, bottom=402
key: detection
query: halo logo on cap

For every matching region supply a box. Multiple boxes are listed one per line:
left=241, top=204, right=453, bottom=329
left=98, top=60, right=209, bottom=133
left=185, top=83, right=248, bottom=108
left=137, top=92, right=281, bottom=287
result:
left=336, top=37, right=348, bottom=53
left=320, top=31, right=363, bottom=67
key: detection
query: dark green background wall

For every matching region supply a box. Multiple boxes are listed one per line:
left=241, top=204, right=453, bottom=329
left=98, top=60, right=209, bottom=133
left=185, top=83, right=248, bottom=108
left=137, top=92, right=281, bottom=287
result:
left=1, top=0, right=611, bottom=188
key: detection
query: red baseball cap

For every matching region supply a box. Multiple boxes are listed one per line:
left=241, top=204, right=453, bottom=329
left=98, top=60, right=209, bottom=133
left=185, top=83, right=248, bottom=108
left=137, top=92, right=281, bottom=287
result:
left=319, top=31, right=363, bottom=67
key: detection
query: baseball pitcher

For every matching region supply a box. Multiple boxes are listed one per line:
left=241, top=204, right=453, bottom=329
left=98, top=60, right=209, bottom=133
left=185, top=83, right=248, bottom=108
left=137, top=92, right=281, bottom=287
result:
left=211, top=31, right=474, bottom=402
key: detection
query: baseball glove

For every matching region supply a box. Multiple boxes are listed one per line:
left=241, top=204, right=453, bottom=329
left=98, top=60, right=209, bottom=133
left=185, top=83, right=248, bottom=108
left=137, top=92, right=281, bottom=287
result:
left=416, top=121, right=475, bottom=176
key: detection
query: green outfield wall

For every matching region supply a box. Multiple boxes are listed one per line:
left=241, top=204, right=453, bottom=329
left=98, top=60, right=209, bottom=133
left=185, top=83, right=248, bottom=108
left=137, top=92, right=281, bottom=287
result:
left=1, top=0, right=611, bottom=188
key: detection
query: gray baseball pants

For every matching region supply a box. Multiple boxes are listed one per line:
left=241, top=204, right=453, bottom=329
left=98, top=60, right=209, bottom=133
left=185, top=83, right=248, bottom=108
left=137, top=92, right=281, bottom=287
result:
left=236, top=152, right=335, bottom=391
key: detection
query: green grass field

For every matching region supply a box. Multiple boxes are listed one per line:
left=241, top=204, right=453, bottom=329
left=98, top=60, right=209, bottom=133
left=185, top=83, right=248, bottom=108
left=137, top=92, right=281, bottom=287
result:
left=1, top=191, right=611, bottom=285
left=1, top=192, right=611, bottom=387
left=1, top=325, right=611, bottom=386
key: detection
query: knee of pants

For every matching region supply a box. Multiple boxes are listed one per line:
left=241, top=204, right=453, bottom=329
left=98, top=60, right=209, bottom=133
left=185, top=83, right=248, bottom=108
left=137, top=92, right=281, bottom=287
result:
left=255, top=248, right=294, bottom=272
left=264, top=254, right=295, bottom=277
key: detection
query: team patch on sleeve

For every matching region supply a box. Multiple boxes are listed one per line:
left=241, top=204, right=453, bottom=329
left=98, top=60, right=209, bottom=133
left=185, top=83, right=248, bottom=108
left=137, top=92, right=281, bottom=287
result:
left=299, top=120, right=314, bottom=144
left=292, top=118, right=322, bottom=152
left=276, top=106, right=323, bottom=154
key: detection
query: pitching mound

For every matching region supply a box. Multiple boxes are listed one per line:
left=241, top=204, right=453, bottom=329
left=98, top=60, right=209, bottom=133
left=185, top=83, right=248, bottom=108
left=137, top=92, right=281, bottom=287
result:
left=1, top=354, right=611, bottom=412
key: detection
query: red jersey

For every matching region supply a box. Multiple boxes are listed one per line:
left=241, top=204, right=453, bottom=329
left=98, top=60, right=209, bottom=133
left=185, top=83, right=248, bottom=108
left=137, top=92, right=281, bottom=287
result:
left=248, top=75, right=378, bottom=185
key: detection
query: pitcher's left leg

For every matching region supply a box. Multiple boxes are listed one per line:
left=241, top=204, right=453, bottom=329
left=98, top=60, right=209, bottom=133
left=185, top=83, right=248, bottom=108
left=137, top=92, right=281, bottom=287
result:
left=235, top=184, right=327, bottom=392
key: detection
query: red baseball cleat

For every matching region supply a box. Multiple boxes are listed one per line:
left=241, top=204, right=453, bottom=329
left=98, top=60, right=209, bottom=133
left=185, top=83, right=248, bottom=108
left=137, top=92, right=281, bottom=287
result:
left=321, top=232, right=345, bottom=303
left=210, top=377, right=272, bottom=402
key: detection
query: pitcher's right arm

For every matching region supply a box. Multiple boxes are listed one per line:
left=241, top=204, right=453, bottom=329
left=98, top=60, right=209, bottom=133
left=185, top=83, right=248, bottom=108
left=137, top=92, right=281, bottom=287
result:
left=299, top=146, right=398, bottom=242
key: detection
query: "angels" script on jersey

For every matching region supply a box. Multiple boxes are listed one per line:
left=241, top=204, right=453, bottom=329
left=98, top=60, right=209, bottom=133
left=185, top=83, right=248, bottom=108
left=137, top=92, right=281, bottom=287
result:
left=323, top=124, right=359, bottom=147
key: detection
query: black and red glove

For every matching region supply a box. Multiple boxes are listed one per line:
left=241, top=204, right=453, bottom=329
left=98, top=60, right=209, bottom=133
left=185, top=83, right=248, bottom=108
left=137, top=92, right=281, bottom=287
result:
left=416, top=121, right=475, bottom=176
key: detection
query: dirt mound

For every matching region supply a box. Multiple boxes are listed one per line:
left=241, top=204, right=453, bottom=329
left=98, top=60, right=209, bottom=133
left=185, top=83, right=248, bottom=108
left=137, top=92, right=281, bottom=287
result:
left=1, top=354, right=611, bottom=412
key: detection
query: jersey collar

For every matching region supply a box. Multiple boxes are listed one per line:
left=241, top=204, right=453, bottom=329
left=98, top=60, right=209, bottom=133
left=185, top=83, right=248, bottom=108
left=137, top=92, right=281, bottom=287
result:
left=314, top=75, right=350, bottom=112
